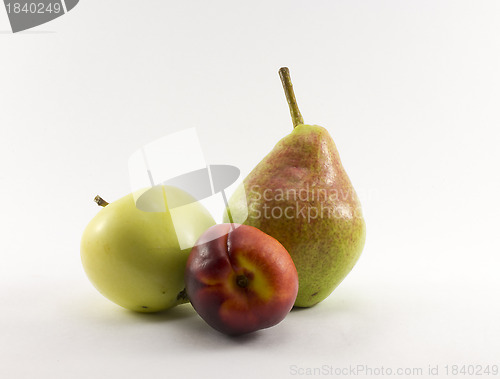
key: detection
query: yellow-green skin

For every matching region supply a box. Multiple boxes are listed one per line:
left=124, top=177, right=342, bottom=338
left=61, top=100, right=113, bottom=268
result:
left=224, top=125, right=366, bottom=307
left=81, top=185, right=215, bottom=312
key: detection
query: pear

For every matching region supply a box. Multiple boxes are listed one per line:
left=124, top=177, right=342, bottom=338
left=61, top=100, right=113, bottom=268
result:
left=223, top=68, right=366, bottom=307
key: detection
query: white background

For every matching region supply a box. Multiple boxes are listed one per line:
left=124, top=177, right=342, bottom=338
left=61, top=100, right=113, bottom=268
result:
left=1, top=1, right=499, bottom=378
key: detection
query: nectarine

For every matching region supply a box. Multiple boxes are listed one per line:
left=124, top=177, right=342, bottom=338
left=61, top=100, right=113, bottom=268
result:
left=185, top=224, right=298, bottom=336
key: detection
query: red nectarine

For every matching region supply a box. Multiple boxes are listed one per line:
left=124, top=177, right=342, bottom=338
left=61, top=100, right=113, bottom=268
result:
left=185, top=224, right=298, bottom=336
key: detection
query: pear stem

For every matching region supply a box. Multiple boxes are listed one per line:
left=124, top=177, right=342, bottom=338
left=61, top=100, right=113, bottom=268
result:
left=279, top=67, right=304, bottom=128
left=94, top=195, right=109, bottom=207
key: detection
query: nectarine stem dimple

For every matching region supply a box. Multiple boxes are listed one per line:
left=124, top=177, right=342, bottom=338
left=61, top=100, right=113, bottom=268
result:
left=94, top=195, right=109, bottom=207
left=236, top=275, right=249, bottom=288
left=279, top=67, right=304, bottom=129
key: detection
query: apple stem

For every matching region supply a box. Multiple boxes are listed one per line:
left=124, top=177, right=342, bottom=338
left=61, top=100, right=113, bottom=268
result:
left=279, top=67, right=304, bottom=128
left=94, top=195, right=109, bottom=207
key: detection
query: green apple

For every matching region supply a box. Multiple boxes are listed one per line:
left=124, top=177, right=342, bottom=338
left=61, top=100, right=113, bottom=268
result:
left=80, top=185, right=215, bottom=312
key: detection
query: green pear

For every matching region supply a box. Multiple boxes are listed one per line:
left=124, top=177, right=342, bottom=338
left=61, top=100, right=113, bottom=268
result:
left=224, top=68, right=366, bottom=307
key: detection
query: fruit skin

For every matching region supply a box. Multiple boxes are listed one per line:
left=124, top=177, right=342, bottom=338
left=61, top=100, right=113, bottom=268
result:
left=81, top=185, right=215, bottom=312
left=224, top=124, right=366, bottom=307
left=185, top=223, right=298, bottom=336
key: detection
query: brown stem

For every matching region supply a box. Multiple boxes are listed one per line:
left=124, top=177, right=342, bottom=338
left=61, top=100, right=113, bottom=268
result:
left=94, top=195, right=109, bottom=207
left=279, top=67, right=304, bottom=128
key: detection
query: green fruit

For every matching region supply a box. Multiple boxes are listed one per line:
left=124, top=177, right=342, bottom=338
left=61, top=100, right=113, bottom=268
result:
left=81, top=185, right=215, bottom=312
left=224, top=68, right=366, bottom=307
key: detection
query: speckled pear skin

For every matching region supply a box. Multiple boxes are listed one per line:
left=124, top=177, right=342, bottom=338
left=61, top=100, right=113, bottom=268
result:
left=224, top=124, right=366, bottom=307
